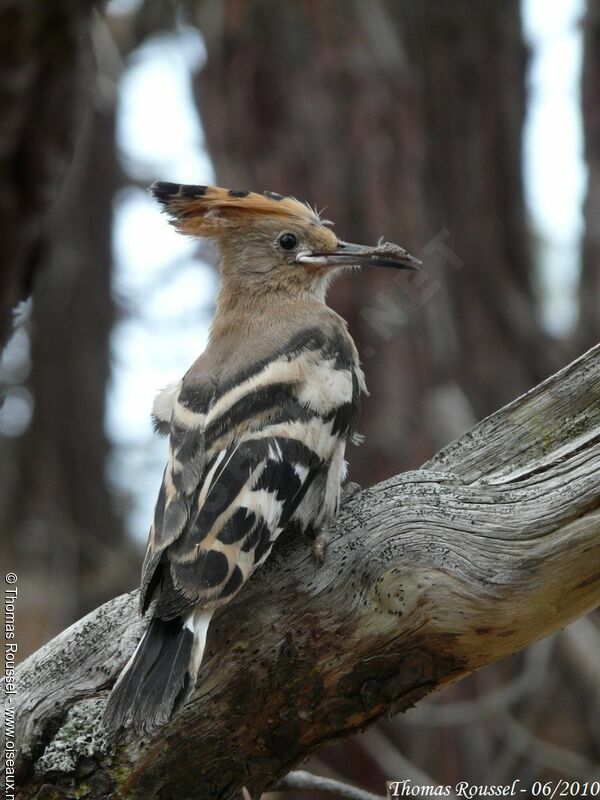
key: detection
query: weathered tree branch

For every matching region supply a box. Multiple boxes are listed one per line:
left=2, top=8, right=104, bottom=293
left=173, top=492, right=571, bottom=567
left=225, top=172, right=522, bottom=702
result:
left=275, top=769, right=385, bottom=799
left=4, top=345, right=599, bottom=799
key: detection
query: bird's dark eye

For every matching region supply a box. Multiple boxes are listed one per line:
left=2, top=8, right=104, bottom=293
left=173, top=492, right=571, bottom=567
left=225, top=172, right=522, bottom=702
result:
left=278, top=232, right=298, bottom=250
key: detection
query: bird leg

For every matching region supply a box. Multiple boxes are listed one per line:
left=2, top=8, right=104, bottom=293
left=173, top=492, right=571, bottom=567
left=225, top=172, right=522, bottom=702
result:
left=310, top=482, right=362, bottom=563
left=311, top=528, right=328, bottom=564
left=340, top=481, right=362, bottom=506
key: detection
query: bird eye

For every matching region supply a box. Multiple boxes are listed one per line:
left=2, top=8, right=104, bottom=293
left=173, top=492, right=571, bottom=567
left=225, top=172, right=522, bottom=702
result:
left=278, top=232, right=298, bottom=251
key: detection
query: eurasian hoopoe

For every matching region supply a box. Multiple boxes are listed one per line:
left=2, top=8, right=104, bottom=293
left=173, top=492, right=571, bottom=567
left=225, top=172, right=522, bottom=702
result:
left=104, top=183, right=419, bottom=734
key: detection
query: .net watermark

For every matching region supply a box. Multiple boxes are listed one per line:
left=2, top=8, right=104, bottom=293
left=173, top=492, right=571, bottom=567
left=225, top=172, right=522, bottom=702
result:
left=4, top=572, right=18, bottom=800
left=359, top=227, right=464, bottom=362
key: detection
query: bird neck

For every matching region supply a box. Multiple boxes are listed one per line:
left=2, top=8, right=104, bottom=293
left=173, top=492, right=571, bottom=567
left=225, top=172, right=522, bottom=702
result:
left=214, top=275, right=330, bottom=316
left=206, top=277, right=349, bottom=375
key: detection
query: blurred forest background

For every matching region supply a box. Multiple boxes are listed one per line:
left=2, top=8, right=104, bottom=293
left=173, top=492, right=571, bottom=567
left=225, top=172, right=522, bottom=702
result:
left=1, top=0, right=598, bottom=795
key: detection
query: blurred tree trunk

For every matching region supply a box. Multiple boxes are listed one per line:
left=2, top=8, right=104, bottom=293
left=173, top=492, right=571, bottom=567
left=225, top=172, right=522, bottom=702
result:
left=190, top=2, right=573, bottom=793
left=0, top=16, right=138, bottom=659
left=0, top=0, right=98, bottom=349
left=575, top=2, right=600, bottom=766
left=192, top=0, right=561, bottom=488
left=580, top=0, right=600, bottom=352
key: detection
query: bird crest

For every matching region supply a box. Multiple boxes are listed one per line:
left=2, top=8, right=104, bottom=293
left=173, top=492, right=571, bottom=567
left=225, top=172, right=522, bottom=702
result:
left=151, top=182, right=326, bottom=238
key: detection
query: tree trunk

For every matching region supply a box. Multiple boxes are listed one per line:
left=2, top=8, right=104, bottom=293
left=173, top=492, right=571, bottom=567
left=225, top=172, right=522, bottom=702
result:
left=192, top=0, right=561, bottom=487
left=0, top=0, right=97, bottom=349
left=580, top=0, right=600, bottom=353
left=0, top=59, right=137, bottom=660
left=5, top=345, right=599, bottom=800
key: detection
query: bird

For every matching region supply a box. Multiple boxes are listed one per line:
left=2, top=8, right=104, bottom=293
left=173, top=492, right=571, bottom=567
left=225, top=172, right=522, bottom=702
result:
left=103, top=182, right=419, bottom=735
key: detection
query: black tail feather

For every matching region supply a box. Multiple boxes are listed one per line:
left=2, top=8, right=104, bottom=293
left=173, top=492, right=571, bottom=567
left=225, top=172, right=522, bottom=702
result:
left=103, top=616, right=193, bottom=736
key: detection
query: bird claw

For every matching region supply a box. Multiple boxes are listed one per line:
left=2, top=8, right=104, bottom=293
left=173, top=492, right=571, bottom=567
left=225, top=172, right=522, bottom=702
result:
left=309, top=483, right=361, bottom=564
left=311, top=530, right=328, bottom=564
left=341, top=481, right=361, bottom=505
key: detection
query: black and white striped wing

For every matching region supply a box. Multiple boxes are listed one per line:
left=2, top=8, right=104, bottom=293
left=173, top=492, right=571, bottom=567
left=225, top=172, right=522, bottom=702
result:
left=140, top=327, right=362, bottom=621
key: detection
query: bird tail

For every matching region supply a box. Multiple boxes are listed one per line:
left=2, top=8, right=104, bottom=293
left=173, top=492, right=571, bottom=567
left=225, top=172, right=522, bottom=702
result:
left=103, top=609, right=212, bottom=735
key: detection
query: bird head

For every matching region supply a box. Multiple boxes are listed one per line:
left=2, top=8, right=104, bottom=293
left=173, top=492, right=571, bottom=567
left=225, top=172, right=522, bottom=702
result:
left=151, top=182, right=420, bottom=299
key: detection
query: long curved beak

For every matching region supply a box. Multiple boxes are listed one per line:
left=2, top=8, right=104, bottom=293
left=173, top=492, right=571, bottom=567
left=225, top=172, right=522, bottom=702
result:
left=296, top=240, right=421, bottom=270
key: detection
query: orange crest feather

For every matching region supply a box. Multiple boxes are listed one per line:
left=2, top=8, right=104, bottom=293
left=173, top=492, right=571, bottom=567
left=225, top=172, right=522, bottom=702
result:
left=151, top=182, right=324, bottom=237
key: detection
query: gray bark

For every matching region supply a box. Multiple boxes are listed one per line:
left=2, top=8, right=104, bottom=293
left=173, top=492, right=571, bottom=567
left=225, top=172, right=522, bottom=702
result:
left=4, top=344, right=600, bottom=800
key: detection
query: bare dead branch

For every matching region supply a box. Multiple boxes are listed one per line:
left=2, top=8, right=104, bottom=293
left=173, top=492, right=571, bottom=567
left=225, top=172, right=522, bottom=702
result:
left=276, top=770, right=385, bottom=800
left=498, top=712, right=600, bottom=779
left=402, top=639, right=553, bottom=727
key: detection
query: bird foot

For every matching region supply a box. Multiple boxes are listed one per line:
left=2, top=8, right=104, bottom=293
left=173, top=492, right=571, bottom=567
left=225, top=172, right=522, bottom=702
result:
left=308, top=484, right=362, bottom=564
left=340, top=481, right=361, bottom=505
left=311, top=530, right=328, bottom=564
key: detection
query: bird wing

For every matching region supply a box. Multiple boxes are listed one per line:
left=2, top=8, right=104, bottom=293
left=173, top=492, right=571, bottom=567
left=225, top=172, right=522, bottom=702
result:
left=140, top=326, right=364, bottom=620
